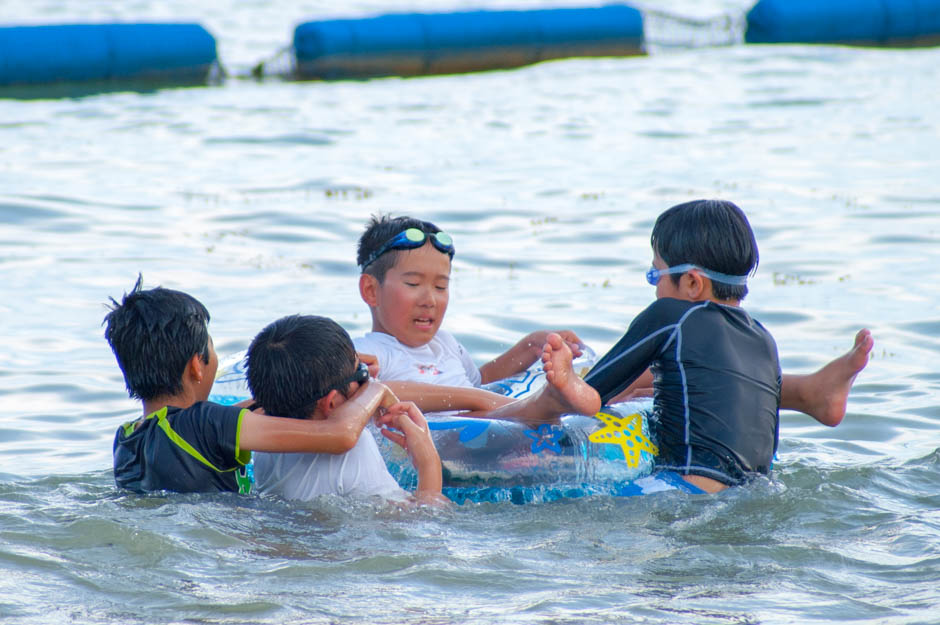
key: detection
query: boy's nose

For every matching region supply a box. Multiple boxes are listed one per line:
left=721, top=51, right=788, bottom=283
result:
left=417, top=286, right=437, bottom=307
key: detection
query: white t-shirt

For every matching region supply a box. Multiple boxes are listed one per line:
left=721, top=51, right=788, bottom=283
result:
left=354, top=330, right=482, bottom=387
left=253, top=430, right=406, bottom=501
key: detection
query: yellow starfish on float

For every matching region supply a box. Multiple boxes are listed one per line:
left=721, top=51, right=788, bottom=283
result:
left=588, top=411, right=658, bottom=468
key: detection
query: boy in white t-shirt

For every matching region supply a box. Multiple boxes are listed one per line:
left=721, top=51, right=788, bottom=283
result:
left=355, top=215, right=582, bottom=391
left=246, top=314, right=446, bottom=505
left=354, top=214, right=871, bottom=428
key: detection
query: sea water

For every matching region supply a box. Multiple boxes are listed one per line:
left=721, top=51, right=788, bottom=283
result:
left=1, top=0, right=938, bottom=623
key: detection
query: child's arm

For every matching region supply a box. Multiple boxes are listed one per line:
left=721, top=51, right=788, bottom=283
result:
left=238, top=380, right=396, bottom=454
left=605, top=369, right=655, bottom=404
left=478, top=330, right=584, bottom=384
left=384, top=380, right=514, bottom=416
left=375, top=402, right=447, bottom=505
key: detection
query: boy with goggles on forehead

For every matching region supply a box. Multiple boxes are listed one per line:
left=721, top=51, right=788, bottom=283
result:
left=354, top=215, right=583, bottom=398
left=247, top=315, right=444, bottom=504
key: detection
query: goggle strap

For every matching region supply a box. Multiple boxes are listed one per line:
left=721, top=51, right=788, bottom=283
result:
left=654, top=263, right=750, bottom=286
left=360, top=228, right=454, bottom=270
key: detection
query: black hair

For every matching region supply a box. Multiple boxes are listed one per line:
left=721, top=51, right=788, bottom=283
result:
left=356, top=214, right=447, bottom=283
left=245, top=314, right=357, bottom=420
left=651, top=199, right=759, bottom=301
left=103, top=274, right=211, bottom=401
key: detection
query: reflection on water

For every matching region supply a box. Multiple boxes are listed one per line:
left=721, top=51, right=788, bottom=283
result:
left=1, top=0, right=939, bottom=623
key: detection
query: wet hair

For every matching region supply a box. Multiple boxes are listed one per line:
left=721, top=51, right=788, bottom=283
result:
left=245, top=314, right=357, bottom=420
left=356, top=214, right=448, bottom=283
left=651, top=199, right=759, bottom=301
left=103, top=274, right=211, bottom=401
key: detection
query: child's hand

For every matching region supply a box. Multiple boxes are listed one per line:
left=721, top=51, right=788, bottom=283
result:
left=480, top=330, right=589, bottom=385
left=377, top=403, right=440, bottom=464
left=377, top=402, right=444, bottom=500
left=554, top=330, right=584, bottom=358
left=357, top=352, right=380, bottom=379
left=526, top=330, right=584, bottom=359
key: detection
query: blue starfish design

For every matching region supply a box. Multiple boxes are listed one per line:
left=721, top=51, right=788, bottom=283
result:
left=524, top=424, right=564, bottom=454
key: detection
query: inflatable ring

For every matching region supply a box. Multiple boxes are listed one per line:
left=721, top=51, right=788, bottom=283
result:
left=211, top=350, right=664, bottom=503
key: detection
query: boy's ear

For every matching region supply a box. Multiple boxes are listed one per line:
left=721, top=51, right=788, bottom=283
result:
left=317, top=389, right=345, bottom=417
left=187, top=353, right=206, bottom=384
left=359, top=273, right=379, bottom=307
left=684, top=271, right=708, bottom=300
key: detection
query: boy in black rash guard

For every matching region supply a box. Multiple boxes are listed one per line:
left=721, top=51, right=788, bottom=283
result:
left=542, top=200, right=786, bottom=493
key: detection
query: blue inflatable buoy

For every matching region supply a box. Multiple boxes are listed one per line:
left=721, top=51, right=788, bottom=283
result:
left=293, top=6, right=645, bottom=79
left=0, top=23, right=218, bottom=87
left=745, top=0, right=940, bottom=46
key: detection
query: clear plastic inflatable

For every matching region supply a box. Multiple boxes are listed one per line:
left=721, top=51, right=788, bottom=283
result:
left=211, top=348, right=664, bottom=503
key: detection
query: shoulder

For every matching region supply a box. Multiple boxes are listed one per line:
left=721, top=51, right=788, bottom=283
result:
left=180, top=401, right=245, bottom=421
left=650, top=297, right=708, bottom=314
left=634, top=298, right=708, bottom=326
left=354, top=332, right=404, bottom=363
left=431, top=328, right=458, bottom=347
left=432, top=329, right=470, bottom=356
left=168, top=402, right=246, bottom=437
left=745, top=312, right=780, bottom=350
left=354, top=332, right=396, bottom=351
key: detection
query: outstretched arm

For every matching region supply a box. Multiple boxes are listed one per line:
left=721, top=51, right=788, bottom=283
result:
left=479, top=330, right=584, bottom=384
left=238, top=380, right=396, bottom=454
left=384, top=380, right=513, bottom=416
left=605, top=369, right=654, bottom=404
left=385, top=335, right=600, bottom=425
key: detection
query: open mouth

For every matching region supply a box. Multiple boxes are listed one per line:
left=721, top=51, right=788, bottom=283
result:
left=414, top=317, right=434, bottom=329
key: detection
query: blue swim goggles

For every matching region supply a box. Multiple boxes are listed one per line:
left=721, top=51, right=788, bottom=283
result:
left=646, top=263, right=749, bottom=286
left=360, top=227, right=455, bottom=270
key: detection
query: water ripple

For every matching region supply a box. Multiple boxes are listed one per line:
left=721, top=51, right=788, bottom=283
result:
left=204, top=133, right=335, bottom=147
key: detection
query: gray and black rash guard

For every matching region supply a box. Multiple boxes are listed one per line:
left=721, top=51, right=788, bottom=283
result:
left=584, top=298, right=781, bottom=485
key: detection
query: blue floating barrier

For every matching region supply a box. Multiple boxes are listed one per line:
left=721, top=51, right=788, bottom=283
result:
left=0, top=23, right=218, bottom=87
left=293, top=6, right=644, bottom=79
left=745, top=0, right=940, bottom=46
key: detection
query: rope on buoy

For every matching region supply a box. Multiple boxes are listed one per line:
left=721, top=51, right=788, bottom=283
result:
left=636, top=6, right=745, bottom=48
left=248, top=45, right=295, bottom=80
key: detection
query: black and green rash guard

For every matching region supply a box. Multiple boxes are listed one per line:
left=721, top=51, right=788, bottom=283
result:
left=584, top=298, right=782, bottom=486
left=113, top=401, right=252, bottom=493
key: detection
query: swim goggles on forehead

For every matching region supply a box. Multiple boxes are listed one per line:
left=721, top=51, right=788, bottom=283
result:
left=360, top=227, right=455, bottom=270
left=646, top=264, right=749, bottom=286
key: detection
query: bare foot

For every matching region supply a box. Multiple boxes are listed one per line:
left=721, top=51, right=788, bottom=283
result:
left=783, top=328, right=873, bottom=427
left=481, top=335, right=602, bottom=424
left=541, top=333, right=602, bottom=417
